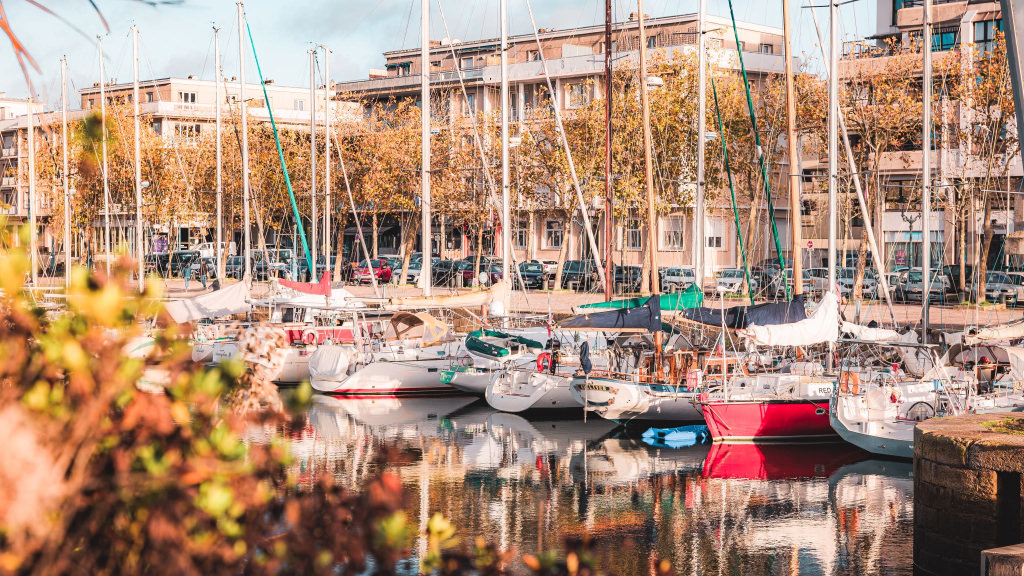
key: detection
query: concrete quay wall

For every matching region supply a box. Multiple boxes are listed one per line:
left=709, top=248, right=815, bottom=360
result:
left=914, top=413, right=1024, bottom=576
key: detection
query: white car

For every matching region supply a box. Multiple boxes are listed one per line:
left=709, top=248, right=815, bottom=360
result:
left=837, top=267, right=878, bottom=299
left=716, top=269, right=751, bottom=295
left=660, top=267, right=696, bottom=291
left=530, top=259, right=558, bottom=277
left=972, top=271, right=1022, bottom=304
left=194, top=241, right=237, bottom=259
left=900, top=268, right=952, bottom=302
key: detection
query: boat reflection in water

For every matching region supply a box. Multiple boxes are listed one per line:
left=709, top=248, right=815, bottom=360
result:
left=281, top=397, right=914, bottom=575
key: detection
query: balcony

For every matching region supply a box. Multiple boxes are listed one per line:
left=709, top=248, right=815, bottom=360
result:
left=0, top=176, right=16, bottom=189
left=1, top=146, right=16, bottom=158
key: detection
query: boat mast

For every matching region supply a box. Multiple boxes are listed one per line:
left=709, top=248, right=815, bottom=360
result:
left=827, top=0, right=838, bottom=368
left=237, top=2, right=251, bottom=282
left=323, top=45, right=332, bottom=281
left=637, top=2, right=658, bottom=297
left=61, top=56, right=70, bottom=293
left=27, top=95, right=36, bottom=286
left=132, top=26, right=144, bottom=291
left=500, top=0, right=510, bottom=286
left=309, top=49, right=318, bottom=274
left=603, top=0, right=614, bottom=301
left=921, top=0, right=933, bottom=339
left=695, top=0, right=707, bottom=290
left=98, top=37, right=111, bottom=276
left=783, top=0, right=801, bottom=295
left=215, top=25, right=224, bottom=280
left=420, top=0, right=432, bottom=296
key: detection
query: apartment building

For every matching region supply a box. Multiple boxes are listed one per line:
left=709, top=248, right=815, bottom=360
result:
left=0, top=76, right=359, bottom=262
left=337, top=12, right=793, bottom=279
left=822, top=0, right=1023, bottom=272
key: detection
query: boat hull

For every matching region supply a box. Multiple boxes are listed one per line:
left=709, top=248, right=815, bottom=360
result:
left=570, top=375, right=702, bottom=422
left=440, top=366, right=495, bottom=395
left=486, top=370, right=579, bottom=412
left=313, top=358, right=455, bottom=396
left=700, top=399, right=835, bottom=441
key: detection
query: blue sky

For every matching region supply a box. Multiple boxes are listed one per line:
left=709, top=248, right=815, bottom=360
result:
left=2, top=0, right=876, bottom=110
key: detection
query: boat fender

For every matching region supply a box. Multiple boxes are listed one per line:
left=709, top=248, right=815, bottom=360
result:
left=301, top=328, right=318, bottom=346
left=685, top=368, right=702, bottom=391
left=839, top=371, right=860, bottom=395
left=537, top=352, right=552, bottom=372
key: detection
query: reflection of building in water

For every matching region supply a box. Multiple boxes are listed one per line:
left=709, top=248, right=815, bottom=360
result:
left=269, top=397, right=915, bottom=575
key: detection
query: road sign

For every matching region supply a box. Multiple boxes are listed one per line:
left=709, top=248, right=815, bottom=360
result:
left=807, top=240, right=813, bottom=249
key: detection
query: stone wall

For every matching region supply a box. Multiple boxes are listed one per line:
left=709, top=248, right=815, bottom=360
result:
left=914, top=413, right=1024, bottom=576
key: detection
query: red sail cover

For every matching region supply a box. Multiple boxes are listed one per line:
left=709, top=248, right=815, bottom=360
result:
left=280, top=271, right=331, bottom=296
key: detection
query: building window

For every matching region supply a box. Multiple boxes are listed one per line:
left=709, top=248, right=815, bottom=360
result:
left=566, top=83, right=589, bottom=108
left=179, top=91, right=197, bottom=104
left=393, top=62, right=412, bottom=77
left=174, top=123, right=201, bottom=140
left=647, top=36, right=658, bottom=49
left=624, top=219, right=642, bottom=251
left=295, top=99, right=304, bottom=111
left=975, top=19, right=1002, bottom=53
left=708, top=37, right=723, bottom=49
left=460, top=57, right=474, bottom=70
left=88, top=98, right=95, bottom=108
left=526, top=49, right=539, bottom=62
left=707, top=236, right=723, bottom=249
left=146, top=91, right=154, bottom=102
left=464, top=93, right=476, bottom=116
left=758, top=43, right=773, bottom=54
left=544, top=220, right=563, bottom=249
left=932, top=25, right=959, bottom=51
left=513, top=220, right=528, bottom=249
left=662, top=216, right=687, bottom=250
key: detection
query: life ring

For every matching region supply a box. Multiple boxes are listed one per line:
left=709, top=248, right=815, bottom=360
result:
left=839, top=371, right=860, bottom=395
left=537, top=352, right=552, bottom=372
left=301, top=328, right=318, bottom=346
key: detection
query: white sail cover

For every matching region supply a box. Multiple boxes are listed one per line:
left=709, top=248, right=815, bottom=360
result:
left=308, top=344, right=359, bottom=384
left=841, top=322, right=901, bottom=342
left=166, top=281, right=251, bottom=324
left=743, top=292, right=839, bottom=347
left=387, top=279, right=510, bottom=311
left=964, top=318, right=1024, bottom=345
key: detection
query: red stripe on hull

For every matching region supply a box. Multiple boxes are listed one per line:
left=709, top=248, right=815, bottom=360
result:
left=700, top=399, right=835, bottom=441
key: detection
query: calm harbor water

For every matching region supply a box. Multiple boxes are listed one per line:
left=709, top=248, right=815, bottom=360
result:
left=284, top=395, right=914, bottom=575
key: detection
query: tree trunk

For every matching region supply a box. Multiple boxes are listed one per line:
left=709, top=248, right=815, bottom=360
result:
left=399, top=213, right=416, bottom=287
left=474, top=227, right=484, bottom=288
left=371, top=213, right=378, bottom=259
left=978, top=193, right=995, bottom=302
left=958, top=207, right=966, bottom=301
left=527, top=210, right=536, bottom=261
left=333, top=212, right=347, bottom=284
left=553, top=213, right=571, bottom=289
left=438, top=213, right=446, bottom=260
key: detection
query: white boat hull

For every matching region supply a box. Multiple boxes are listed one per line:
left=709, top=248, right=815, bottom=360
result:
left=570, top=375, right=703, bottom=422
left=486, top=370, right=579, bottom=412
left=312, top=357, right=455, bottom=395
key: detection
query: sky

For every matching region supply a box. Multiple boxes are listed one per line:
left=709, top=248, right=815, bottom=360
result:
left=1, top=0, right=877, bottom=110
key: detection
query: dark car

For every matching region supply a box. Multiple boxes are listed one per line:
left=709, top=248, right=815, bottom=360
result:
left=517, top=261, right=544, bottom=289
left=169, top=250, right=200, bottom=278
left=614, top=265, right=642, bottom=292
left=433, top=260, right=465, bottom=286
left=561, top=260, right=598, bottom=290
left=225, top=254, right=269, bottom=280
left=144, top=253, right=170, bottom=277
left=296, top=254, right=328, bottom=282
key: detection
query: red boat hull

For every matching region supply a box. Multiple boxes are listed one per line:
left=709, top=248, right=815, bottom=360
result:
left=700, top=399, right=835, bottom=441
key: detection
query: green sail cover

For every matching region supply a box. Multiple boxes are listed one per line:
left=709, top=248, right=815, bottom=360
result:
left=578, top=283, right=704, bottom=311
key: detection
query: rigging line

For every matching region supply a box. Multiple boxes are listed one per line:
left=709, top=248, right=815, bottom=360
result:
left=725, top=0, right=788, bottom=298
left=326, top=127, right=379, bottom=297
left=711, top=71, right=755, bottom=306
left=245, top=20, right=313, bottom=274
left=401, top=0, right=416, bottom=51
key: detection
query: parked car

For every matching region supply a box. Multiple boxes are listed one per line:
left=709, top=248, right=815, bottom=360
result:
left=144, top=253, right=170, bottom=277
left=803, top=268, right=830, bottom=294
left=660, top=267, right=696, bottom=292
left=971, top=271, right=1022, bottom=304
left=296, top=255, right=328, bottom=281
left=837, top=267, right=878, bottom=299
left=715, top=269, right=748, bottom=295
left=169, top=250, right=200, bottom=278
left=194, top=241, right=237, bottom=259
left=898, top=268, right=953, bottom=302
left=353, top=258, right=393, bottom=284
left=560, top=260, right=598, bottom=290
left=406, top=260, right=424, bottom=285
left=614, top=265, right=642, bottom=292
left=517, top=261, right=545, bottom=289
left=434, top=260, right=468, bottom=286
left=530, top=259, right=558, bottom=278
left=225, top=254, right=269, bottom=280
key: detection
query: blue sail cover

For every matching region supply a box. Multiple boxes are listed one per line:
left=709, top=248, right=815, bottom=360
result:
left=683, top=294, right=806, bottom=329
left=558, top=297, right=662, bottom=333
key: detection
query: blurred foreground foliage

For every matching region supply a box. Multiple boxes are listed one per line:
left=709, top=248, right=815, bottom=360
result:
left=0, top=229, right=663, bottom=575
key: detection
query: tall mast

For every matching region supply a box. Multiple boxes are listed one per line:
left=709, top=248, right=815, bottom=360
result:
left=238, top=3, right=251, bottom=282
left=500, top=0, right=510, bottom=284
left=323, top=45, right=332, bottom=281
left=132, top=26, right=144, bottom=291
left=214, top=26, right=224, bottom=280
left=783, top=0, right=801, bottom=294
left=61, top=57, right=70, bottom=293
left=827, top=1, right=838, bottom=296
left=98, top=37, right=111, bottom=276
left=27, top=95, right=36, bottom=286
left=694, top=0, right=707, bottom=289
left=420, top=0, right=432, bottom=296
left=309, top=50, right=318, bottom=272
left=637, top=2, right=658, bottom=297
left=921, top=0, right=933, bottom=338
left=603, top=0, right=614, bottom=301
